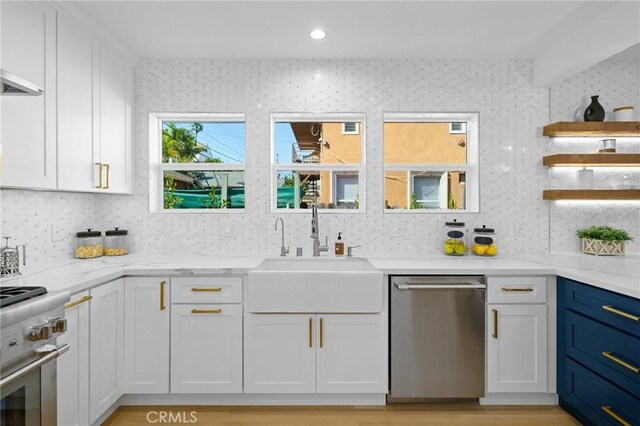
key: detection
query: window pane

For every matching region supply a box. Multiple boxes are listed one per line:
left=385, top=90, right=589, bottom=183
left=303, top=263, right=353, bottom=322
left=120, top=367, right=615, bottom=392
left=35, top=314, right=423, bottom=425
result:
left=384, top=122, right=467, bottom=164
left=413, top=175, right=441, bottom=208
left=384, top=171, right=466, bottom=210
left=163, top=170, right=245, bottom=209
left=276, top=170, right=360, bottom=210
left=335, top=174, right=359, bottom=208
left=162, top=122, right=245, bottom=164
left=274, top=122, right=362, bottom=165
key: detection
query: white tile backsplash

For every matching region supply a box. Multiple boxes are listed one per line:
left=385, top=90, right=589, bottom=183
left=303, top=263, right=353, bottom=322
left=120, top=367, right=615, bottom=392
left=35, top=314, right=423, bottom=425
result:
left=2, top=59, right=639, bottom=268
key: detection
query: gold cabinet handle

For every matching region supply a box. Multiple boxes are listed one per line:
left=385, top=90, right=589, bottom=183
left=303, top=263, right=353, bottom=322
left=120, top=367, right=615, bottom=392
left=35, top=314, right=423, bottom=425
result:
left=103, top=163, right=110, bottom=189
left=191, top=309, right=222, bottom=314
left=95, top=163, right=103, bottom=188
left=602, top=352, right=640, bottom=374
left=320, top=317, right=324, bottom=348
left=160, top=281, right=166, bottom=311
left=492, top=309, right=498, bottom=339
left=309, top=317, right=313, bottom=348
left=602, top=406, right=631, bottom=426
left=501, top=287, right=533, bottom=292
left=603, top=305, right=639, bottom=322
left=65, top=295, right=92, bottom=310
left=191, top=287, right=222, bottom=292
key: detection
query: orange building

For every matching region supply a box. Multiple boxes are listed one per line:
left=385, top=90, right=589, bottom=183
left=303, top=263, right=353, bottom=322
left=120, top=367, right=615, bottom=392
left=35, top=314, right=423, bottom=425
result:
left=289, top=121, right=466, bottom=209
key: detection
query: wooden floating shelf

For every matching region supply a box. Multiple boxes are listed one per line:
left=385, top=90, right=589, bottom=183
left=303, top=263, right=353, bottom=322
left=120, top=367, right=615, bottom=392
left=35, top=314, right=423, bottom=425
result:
left=543, top=189, right=640, bottom=200
left=543, top=122, right=640, bottom=137
left=543, top=153, right=640, bottom=167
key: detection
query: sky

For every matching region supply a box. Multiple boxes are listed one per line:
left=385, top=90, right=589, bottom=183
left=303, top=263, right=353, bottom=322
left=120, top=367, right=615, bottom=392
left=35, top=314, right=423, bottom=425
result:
left=168, top=121, right=297, bottom=165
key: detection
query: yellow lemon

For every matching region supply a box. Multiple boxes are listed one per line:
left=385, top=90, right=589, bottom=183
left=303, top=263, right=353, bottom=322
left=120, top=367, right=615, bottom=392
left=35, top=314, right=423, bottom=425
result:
left=485, top=245, right=497, bottom=256
left=444, top=244, right=454, bottom=254
left=474, top=244, right=488, bottom=255
left=454, top=243, right=466, bottom=255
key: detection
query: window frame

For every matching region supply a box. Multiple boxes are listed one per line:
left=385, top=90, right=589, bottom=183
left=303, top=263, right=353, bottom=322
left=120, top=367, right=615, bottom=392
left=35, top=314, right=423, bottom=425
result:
left=270, top=112, right=366, bottom=213
left=148, top=112, right=246, bottom=213
left=383, top=112, right=480, bottom=214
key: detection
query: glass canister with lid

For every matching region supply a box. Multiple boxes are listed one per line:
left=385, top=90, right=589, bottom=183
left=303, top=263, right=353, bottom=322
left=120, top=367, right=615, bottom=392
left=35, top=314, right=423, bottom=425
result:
left=472, top=225, right=498, bottom=257
left=443, top=219, right=468, bottom=256
left=104, top=228, right=129, bottom=256
left=75, top=229, right=103, bottom=259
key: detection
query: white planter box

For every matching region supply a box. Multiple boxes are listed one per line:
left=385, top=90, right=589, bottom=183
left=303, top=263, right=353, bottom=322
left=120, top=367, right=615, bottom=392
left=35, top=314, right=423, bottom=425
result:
left=582, top=238, right=625, bottom=256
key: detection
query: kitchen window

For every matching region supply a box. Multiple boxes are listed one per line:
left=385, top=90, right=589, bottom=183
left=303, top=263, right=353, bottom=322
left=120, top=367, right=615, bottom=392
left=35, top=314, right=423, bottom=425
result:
left=149, top=113, right=246, bottom=212
left=384, top=112, right=479, bottom=212
left=271, top=113, right=366, bottom=212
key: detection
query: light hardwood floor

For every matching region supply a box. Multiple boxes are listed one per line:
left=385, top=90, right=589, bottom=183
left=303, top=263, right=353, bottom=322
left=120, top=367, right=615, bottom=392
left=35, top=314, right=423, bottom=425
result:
left=103, top=403, right=580, bottom=425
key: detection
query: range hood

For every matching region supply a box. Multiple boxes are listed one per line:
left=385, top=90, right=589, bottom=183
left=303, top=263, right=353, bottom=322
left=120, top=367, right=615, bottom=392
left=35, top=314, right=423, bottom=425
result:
left=0, top=69, right=44, bottom=96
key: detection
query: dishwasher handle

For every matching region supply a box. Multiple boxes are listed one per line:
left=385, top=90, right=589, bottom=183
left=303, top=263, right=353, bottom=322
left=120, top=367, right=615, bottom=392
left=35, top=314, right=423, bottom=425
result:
left=394, top=283, right=486, bottom=291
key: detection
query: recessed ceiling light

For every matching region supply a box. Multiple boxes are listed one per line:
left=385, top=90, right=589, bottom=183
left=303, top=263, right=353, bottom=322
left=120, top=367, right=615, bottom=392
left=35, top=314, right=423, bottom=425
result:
left=310, top=29, right=326, bottom=40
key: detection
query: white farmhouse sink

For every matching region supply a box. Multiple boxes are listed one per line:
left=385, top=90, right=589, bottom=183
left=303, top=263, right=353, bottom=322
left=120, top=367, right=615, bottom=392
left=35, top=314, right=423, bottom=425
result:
left=246, top=257, right=383, bottom=313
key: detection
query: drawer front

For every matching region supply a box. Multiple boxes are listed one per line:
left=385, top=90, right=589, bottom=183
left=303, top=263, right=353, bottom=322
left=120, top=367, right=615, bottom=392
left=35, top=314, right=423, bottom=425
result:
left=487, top=276, right=546, bottom=304
left=561, top=357, right=639, bottom=426
left=565, top=310, right=640, bottom=396
left=560, top=277, right=639, bottom=338
left=171, top=276, right=242, bottom=304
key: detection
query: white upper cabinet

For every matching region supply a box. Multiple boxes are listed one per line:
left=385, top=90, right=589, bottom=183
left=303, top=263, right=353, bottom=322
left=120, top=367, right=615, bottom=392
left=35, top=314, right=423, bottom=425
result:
left=56, top=14, right=100, bottom=192
left=56, top=15, right=133, bottom=193
left=1, top=3, right=134, bottom=193
left=0, top=1, right=57, bottom=189
left=99, top=47, right=133, bottom=193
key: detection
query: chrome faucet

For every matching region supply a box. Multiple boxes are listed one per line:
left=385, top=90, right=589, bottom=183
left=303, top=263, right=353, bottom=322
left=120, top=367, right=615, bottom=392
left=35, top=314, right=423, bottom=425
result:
left=274, top=217, right=289, bottom=256
left=310, top=198, right=328, bottom=256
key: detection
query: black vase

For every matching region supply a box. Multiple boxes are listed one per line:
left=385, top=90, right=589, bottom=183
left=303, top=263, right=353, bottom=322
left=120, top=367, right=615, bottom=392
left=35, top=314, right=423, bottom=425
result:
left=584, top=95, right=605, bottom=122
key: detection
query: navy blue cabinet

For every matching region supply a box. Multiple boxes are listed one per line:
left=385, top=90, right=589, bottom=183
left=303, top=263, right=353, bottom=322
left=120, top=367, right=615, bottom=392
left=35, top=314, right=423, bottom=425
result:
left=558, top=277, right=640, bottom=426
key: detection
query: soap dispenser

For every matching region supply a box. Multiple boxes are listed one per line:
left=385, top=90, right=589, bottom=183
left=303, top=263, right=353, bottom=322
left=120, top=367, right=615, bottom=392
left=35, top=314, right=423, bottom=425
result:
left=335, top=232, right=344, bottom=256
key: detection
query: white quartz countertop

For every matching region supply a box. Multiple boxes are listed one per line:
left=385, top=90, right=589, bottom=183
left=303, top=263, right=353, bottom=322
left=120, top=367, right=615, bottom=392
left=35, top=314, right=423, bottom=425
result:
left=2, top=252, right=639, bottom=299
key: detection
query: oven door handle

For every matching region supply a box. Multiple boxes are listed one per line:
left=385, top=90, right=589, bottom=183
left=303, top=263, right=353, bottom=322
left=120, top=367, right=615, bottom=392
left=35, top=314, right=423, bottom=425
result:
left=0, top=344, right=69, bottom=389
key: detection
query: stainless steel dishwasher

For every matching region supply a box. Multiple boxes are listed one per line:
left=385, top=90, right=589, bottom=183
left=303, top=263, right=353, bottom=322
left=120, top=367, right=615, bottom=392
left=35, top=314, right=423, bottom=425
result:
left=390, top=275, right=486, bottom=400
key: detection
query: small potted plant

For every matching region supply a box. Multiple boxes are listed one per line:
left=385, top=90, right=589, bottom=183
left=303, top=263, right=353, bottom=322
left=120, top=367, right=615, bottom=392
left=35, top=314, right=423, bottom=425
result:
left=577, top=226, right=633, bottom=256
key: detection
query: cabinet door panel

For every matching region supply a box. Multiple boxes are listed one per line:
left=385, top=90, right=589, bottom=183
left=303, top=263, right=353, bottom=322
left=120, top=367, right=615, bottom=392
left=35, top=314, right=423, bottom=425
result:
left=0, top=1, right=56, bottom=189
left=89, top=279, right=124, bottom=423
left=56, top=15, right=100, bottom=191
left=99, top=48, right=132, bottom=193
left=171, top=304, right=242, bottom=393
left=316, top=314, right=387, bottom=393
left=124, top=278, right=170, bottom=393
left=487, top=304, right=547, bottom=393
left=244, top=314, right=316, bottom=393
left=57, top=291, right=90, bottom=426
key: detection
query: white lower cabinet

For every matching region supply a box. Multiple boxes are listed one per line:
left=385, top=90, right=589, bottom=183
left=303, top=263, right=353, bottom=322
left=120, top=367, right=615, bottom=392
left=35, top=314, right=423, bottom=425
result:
left=244, top=313, right=387, bottom=394
left=487, top=304, right=547, bottom=393
left=244, top=314, right=316, bottom=393
left=89, top=279, right=125, bottom=423
left=124, top=278, right=170, bottom=393
left=316, top=314, right=387, bottom=393
left=57, top=291, right=90, bottom=426
left=171, top=304, right=243, bottom=393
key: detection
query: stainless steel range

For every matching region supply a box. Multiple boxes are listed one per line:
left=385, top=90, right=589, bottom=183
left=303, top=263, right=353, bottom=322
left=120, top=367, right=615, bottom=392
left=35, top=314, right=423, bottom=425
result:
left=0, top=286, right=70, bottom=426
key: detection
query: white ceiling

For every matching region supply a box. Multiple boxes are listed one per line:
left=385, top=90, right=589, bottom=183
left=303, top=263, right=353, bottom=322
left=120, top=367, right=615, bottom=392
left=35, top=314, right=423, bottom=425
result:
left=68, top=0, right=630, bottom=61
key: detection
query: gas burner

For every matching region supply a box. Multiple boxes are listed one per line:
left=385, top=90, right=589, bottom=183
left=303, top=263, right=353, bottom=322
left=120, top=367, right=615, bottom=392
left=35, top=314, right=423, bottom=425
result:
left=0, top=286, right=47, bottom=308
